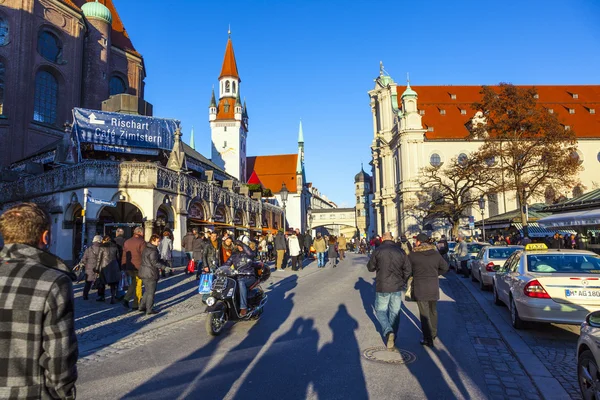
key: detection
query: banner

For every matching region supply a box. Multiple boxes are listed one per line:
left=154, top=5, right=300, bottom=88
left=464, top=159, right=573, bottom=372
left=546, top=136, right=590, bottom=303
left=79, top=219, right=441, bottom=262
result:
left=88, top=197, right=117, bottom=207
left=73, top=108, right=179, bottom=151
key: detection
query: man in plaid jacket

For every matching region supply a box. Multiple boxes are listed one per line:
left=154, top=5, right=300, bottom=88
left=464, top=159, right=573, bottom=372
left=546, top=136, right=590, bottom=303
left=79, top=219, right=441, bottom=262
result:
left=0, top=203, right=78, bottom=399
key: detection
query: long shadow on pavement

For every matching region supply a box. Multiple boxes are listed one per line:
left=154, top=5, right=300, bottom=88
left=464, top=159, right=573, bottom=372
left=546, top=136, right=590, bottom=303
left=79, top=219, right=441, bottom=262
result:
left=123, top=275, right=299, bottom=400
left=355, top=276, right=381, bottom=339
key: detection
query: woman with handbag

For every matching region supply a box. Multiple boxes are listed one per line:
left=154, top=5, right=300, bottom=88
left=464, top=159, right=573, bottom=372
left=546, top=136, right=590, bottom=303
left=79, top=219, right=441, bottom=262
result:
left=96, top=235, right=121, bottom=303
left=158, top=230, right=174, bottom=278
left=81, top=235, right=102, bottom=300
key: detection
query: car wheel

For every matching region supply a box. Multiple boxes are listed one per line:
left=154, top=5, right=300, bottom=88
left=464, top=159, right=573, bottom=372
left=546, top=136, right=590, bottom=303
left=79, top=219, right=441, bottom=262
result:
left=493, top=284, right=503, bottom=306
left=578, top=349, right=600, bottom=400
left=510, top=296, right=525, bottom=329
left=479, top=273, right=487, bottom=291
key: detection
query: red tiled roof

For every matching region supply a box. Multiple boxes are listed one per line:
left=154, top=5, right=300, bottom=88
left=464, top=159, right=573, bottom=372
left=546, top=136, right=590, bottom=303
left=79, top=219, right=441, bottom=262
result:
left=219, top=37, right=239, bottom=80
left=216, top=98, right=236, bottom=120
left=396, top=85, right=600, bottom=140
left=247, top=170, right=263, bottom=186
left=69, top=0, right=140, bottom=57
left=246, top=155, right=298, bottom=193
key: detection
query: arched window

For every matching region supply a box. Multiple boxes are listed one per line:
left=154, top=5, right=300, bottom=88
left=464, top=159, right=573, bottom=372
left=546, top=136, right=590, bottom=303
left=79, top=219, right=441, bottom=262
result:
left=37, top=30, right=62, bottom=63
left=457, top=153, right=468, bottom=166
left=0, top=61, right=4, bottom=115
left=232, top=81, right=236, bottom=94
left=430, top=153, right=442, bottom=167
left=33, top=70, right=58, bottom=124
left=225, top=81, right=230, bottom=93
left=109, top=76, right=126, bottom=96
left=0, top=17, right=8, bottom=46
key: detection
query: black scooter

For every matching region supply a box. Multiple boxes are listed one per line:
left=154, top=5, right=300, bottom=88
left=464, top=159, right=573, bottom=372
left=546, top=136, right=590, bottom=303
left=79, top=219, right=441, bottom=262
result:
left=204, top=262, right=270, bottom=336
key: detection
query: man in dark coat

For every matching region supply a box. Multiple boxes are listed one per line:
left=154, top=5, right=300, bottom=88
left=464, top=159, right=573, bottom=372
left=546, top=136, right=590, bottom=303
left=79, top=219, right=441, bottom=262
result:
left=202, top=231, right=222, bottom=273
left=303, top=232, right=313, bottom=256
left=192, top=231, right=206, bottom=279
left=0, top=203, right=78, bottom=399
left=182, top=228, right=196, bottom=262
left=367, top=232, right=412, bottom=349
left=550, top=233, right=562, bottom=249
left=138, top=234, right=167, bottom=315
left=224, top=241, right=256, bottom=316
left=408, top=233, right=449, bottom=347
left=274, top=230, right=287, bottom=271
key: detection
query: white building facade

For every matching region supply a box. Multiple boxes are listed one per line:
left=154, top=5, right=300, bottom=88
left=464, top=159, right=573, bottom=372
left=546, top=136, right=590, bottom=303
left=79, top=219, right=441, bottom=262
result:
left=369, top=67, right=600, bottom=238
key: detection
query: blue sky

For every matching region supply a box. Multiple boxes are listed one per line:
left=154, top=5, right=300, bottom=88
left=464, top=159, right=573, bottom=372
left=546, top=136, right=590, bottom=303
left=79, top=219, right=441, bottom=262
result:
left=115, top=0, right=600, bottom=207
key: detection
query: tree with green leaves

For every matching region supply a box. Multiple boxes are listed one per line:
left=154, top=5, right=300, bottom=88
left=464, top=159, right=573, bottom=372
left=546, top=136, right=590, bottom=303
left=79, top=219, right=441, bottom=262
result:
left=416, top=151, right=498, bottom=238
left=471, top=83, right=581, bottom=236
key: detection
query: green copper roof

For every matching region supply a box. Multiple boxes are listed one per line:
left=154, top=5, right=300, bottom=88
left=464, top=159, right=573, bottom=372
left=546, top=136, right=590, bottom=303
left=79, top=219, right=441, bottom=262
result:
left=209, top=88, right=216, bottom=107
left=82, top=1, right=112, bottom=24
left=298, top=120, right=304, bottom=143
left=402, top=82, right=417, bottom=97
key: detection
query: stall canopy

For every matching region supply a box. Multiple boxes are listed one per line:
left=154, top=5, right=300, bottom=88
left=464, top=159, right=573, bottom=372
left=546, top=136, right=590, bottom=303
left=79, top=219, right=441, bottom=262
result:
left=513, top=223, right=576, bottom=238
left=538, top=209, right=600, bottom=229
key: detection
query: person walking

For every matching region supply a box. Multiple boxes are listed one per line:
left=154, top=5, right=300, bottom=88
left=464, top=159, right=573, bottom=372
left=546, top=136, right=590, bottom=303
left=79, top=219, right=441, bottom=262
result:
left=436, top=234, right=450, bottom=265
left=327, top=236, right=338, bottom=268
left=295, top=229, right=305, bottom=266
left=274, top=229, right=287, bottom=271
left=182, top=228, right=195, bottom=263
left=202, top=231, right=222, bottom=273
left=158, top=230, right=173, bottom=277
left=408, top=233, right=449, bottom=347
left=338, top=233, right=347, bottom=261
left=258, top=235, right=268, bottom=262
left=398, top=234, right=413, bottom=255
left=0, top=202, right=78, bottom=399
left=192, top=230, right=206, bottom=280
left=313, top=232, right=327, bottom=268
left=114, top=227, right=126, bottom=260
left=96, top=235, right=121, bottom=303
left=82, top=234, right=102, bottom=300
left=454, top=235, right=469, bottom=274
left=288, top=231, right=302, bottom=271
left=367, top=232, right=412, bottom=349
left=121, top=226, right=146, bottom=310
left=303, top=232, right=313, bottom=258
left=138, top=234, right=167, bottom=315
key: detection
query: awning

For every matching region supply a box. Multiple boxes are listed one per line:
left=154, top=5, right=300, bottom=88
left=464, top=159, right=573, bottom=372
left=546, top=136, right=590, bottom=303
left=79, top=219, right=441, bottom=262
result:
left=513, top=222, right=577, bottom=238
left=537, top=209, right=600, bottom=228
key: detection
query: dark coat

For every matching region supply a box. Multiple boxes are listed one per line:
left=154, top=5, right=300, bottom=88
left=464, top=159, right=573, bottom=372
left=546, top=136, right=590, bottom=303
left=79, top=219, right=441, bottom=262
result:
left=408, top=243, right=449, bottom=301
left=550, top=237, right=562, bottom=249
left=224, top=243, right=256, bottom=275
left=192, top=236, right=206, bottom=261
left=138, top=243, right=165, bottom=281
left=0, top=244, right=77, bottom=399
left=96, top=242, right=121, bottom=284
left=202, top=240, right=222, bottom=271
left=114, top=235, right=126, bottom=266
left=327, top=243, right=338, bottom=258
left=182, top=232, right=195, bottom=252
left=367, top=240, right=412, bottom=293
left=274, top=232, right=287, bottom=251
left=82, top=242, right=101, bottom=282
left=122, top=235, right=146, bottom=271
left=303, top=234, right=313, bottom=248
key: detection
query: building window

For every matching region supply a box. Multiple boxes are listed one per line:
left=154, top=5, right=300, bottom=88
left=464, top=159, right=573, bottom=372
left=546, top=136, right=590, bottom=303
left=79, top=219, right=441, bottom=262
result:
left=590, top=108, right=596, bottom=114
left=0, top=61, right=4, bottom=115
left=460, top=109, right=467, bottom=115
left=37, top=30, right=62, bottom=63
left=571, top=150, right=582, bottom=164
left=440, top=109, right=446, bottom=115
left=427, top=126, right=434, bottom=132
left=533, top=94, right=539, bottom=99
left=485, top=156, right=496, bottom=167
left=33, top=70, right=58, bottom=124
left=572, top=93, right=579, bottom=99
left=109, top=76, right=127, bottom=96
left=450, top=94, right=456, bottom=100
left=598, top=152, right=600, bottom=163
left=430, top=153, right=442, bottom=167
left=457, top=153, right=468, bottom=166
left=569, top=108, right=575, bottom=114
left=548, top=108, right=554, bottom=114
left=0, top=17, right=8, bottom=46
left=232, top=81, right=236, bottom=94
left=225, top=81, right=230, bottom=93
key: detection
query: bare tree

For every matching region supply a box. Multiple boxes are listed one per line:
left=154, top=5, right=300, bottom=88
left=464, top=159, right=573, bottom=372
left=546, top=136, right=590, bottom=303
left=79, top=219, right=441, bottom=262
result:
left=416, top=152, right=498, bottom=238
left=471, top=84, right=581, bottom=236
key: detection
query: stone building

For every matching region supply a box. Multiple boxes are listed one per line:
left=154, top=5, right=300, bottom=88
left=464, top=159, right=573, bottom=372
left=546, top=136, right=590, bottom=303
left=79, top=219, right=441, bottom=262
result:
left=0, top=0, right=150, bottom=167
left=368, top=65, right=600, bottom=237
left=354, top=166, right=375, bottom=239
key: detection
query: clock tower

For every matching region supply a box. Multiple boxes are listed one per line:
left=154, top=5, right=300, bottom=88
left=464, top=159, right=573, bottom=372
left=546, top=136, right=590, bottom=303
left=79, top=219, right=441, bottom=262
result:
left=210, top=31, right=248, bottom=181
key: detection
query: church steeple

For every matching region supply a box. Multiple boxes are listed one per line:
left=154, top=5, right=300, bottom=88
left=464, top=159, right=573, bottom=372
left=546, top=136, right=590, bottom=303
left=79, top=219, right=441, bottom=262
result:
left=218, top=32, right=240, bottom=100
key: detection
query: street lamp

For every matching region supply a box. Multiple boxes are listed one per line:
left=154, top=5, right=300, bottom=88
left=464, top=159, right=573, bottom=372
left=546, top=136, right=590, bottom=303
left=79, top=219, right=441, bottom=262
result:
left=279, top=182, right=289, bottom=231
left=478, top=196, right=486, bottom=242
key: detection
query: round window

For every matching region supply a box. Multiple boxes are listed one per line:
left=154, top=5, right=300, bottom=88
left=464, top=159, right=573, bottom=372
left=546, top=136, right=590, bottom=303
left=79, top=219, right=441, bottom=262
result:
left=485, top=156, right=496, bottom=167
left=457, top=153, right=468, bottom=166
left=430, top=153, right=442, bottom=167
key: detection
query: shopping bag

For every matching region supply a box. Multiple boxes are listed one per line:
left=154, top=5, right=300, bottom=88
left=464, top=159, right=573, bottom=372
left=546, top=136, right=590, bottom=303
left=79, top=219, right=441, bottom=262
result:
left=187, top=259, right=196, bottom=274
left=404, top=277, right=415, bottom=302
left=118, top=271, right=127, bottom=292
left=198, top=273, right=213, bottom=294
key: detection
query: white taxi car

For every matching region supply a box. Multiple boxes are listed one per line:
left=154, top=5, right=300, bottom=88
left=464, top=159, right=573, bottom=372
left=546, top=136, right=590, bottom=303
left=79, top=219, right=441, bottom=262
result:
left=492, top=243, right=600, bottom=329
left=471, top=245, right=524, bottom=290
left=577, top=310, right=600, bottom=399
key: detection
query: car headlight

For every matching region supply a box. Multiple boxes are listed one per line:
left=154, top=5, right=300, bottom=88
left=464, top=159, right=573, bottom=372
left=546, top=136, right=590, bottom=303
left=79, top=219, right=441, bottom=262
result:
left=206, top=297, right=216, bottom=307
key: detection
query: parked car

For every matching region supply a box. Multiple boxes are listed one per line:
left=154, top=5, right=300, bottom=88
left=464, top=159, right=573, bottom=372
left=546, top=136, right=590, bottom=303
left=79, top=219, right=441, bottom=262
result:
left=471, top=245, right=524, bottom=290
left=493, top=243, right=600, bottom=329
left=460, top=242, right=490, bottom=277
left=577, top=310, right=600, bottom=400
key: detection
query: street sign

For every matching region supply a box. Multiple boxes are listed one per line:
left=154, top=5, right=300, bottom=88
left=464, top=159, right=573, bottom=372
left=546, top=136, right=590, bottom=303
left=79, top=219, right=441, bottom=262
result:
left=88, top=197, right=117, bottom=207
left=72, top=108, right=179, bottom=151
left=468, top=216, right=475, bottom=223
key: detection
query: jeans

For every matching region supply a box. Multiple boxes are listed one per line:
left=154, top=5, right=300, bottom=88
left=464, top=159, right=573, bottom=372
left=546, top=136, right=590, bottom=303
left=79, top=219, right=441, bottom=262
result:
left=317, top=252, right=325, bottom=267
left=375, top=291, right=402, bottom=336
left=139, top=279, right=157, bottom=313
left=185, top=252, right=193, bottom=262
left=417, top=300, right=438, bottom=341
left=238, top=276, right=256, bottom=310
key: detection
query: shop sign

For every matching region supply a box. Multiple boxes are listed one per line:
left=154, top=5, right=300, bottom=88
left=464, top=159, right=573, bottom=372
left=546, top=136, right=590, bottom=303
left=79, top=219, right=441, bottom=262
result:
left=93, top=144, right=158, bottom=156
left=73, top=108, right=179, bottom=151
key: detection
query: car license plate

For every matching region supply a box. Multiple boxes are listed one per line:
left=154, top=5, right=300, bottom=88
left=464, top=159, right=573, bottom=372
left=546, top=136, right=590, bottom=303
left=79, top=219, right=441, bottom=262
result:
left=565, top=289, right=600, bottom=298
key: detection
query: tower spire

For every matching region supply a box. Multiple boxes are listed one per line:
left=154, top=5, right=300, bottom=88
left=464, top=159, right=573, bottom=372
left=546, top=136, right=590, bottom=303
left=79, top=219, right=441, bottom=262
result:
left=190, top=126, right=195, bottom=150
left=219, top=32, right=239, bottom=80
left=298, top=119, right=304, bottom=144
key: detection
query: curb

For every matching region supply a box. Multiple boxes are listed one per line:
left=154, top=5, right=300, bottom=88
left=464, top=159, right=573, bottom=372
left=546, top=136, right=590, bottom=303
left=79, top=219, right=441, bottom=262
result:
left=455, top=273, right=570, bottom=400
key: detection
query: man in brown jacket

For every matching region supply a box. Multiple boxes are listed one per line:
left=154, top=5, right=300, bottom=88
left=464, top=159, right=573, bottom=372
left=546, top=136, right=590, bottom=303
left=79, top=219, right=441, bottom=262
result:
left=338, top=233, right=347, bottom=261
left=121, top=226, right=146, bottom=310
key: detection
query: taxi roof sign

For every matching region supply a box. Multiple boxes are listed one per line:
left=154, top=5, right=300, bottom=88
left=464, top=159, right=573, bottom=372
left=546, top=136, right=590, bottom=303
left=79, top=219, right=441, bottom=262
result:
left=525, top=243, right=548, bottom=251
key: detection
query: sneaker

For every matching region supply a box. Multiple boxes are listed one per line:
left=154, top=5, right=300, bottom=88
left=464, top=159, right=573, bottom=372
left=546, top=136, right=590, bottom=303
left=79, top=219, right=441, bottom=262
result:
left=386, top=332, right=395, bottom=350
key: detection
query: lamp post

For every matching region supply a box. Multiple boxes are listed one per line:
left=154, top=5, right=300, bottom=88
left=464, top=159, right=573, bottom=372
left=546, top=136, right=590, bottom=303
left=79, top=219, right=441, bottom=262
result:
left=478, top=196, right=486, bottom=242
left=279, top=182, right=289, bottom=231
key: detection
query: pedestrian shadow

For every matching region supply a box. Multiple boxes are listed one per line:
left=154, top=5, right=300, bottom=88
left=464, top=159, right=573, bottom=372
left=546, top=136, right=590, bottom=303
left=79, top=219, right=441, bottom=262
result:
left=123, top=275, right=299, bottom=400
left=354, top=276, right=381, bottom=338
